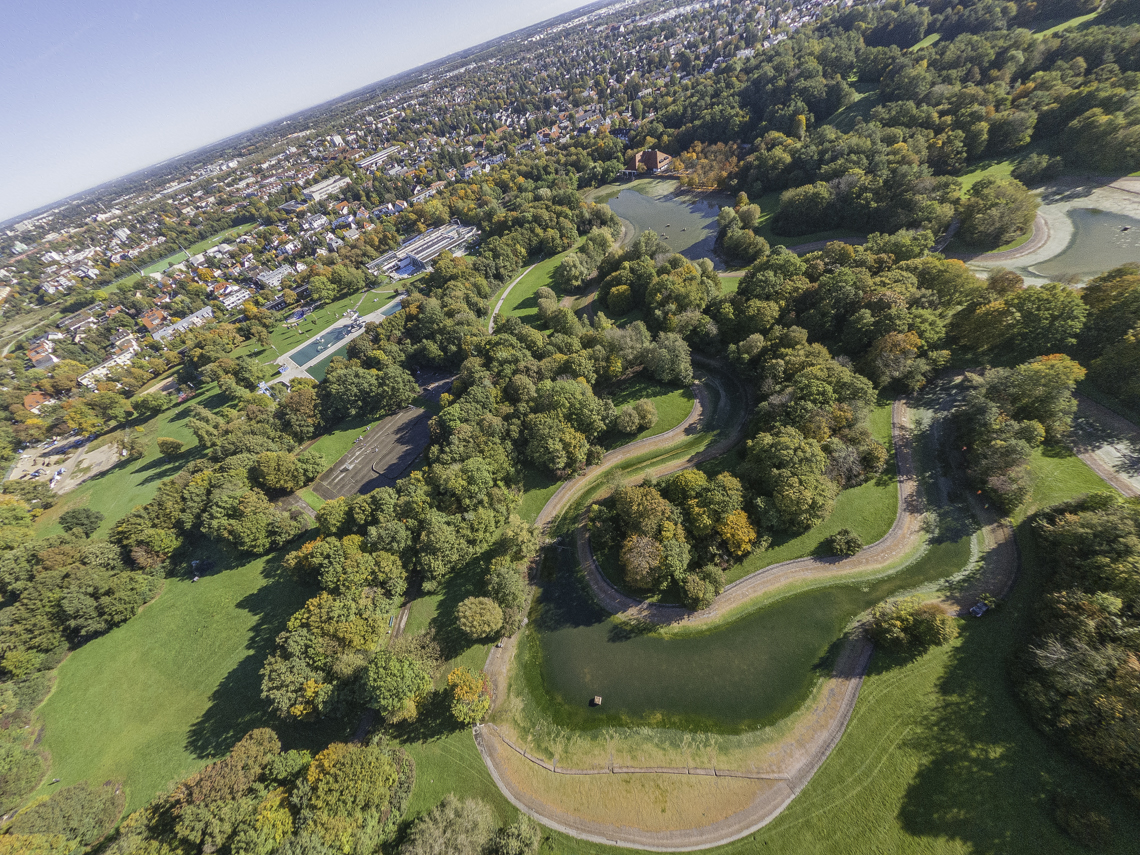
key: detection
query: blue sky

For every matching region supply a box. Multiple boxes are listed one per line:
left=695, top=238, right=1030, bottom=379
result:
left=0, top=0, right=589, bottom=222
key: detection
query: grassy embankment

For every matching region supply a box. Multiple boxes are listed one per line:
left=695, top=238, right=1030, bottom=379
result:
left=395, top=425, right=1140, bottom=852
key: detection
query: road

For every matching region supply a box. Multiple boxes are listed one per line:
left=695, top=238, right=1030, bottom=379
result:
left=488, top=264, right=536, bottom=333
left=311, top=407, right=430, bottom=501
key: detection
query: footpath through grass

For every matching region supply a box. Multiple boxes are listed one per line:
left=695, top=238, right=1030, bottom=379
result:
left=34, top=547, right=345, bottom=813
left=498, top=244, right=582, bottom=324
left=488, top=415, right=1140, bottom=854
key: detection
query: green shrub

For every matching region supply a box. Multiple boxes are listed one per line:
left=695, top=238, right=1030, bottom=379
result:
left=155, top=437, right=184, bottom=457
left=868, top=596, right=959, bottom=652
left=828, top=528, right=863, bottom=556
left=58, top=508, right=104, bottom=538
left=7, top=780, right=124, bottom=848
left=456, top=597, right=503, bottom=640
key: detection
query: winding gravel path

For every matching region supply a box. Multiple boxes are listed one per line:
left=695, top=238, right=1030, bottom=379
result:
left=475, top=378, right=1029, bottom=848
left=577, top=399, right=920, bottom=627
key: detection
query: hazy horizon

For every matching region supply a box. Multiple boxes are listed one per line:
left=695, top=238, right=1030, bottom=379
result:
left=0, top=0, right=592, bottom=223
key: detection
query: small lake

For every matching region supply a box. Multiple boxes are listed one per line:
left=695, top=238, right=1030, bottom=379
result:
left=603, top=183, right=727, bottom=267
left=1031, top=208, right=1140, bottom=282
left=525, top=516, right=975, bottom=733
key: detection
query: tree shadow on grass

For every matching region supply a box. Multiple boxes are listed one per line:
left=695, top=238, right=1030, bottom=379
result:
left=895, top=568, right=1140, bottom=853
left=183, top=549, right=348, bottom=760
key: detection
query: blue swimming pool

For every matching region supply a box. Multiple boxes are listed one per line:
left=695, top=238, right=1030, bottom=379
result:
left=288, top=299, right=403, bottom=367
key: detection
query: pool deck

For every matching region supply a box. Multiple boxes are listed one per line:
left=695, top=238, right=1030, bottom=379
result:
left=271, top=294, right=403, bottom=385
left=961, top=175, right=1140, bottom=284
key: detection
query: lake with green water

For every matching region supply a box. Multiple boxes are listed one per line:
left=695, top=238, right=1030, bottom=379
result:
left=1030, top=208, right=1140, bottom=281
left=603, top=183, right=729, bottom=267
left=524, top=510, right=976, bottom=733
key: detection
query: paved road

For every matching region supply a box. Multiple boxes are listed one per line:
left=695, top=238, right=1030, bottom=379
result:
left=311, top=407, right=430, bottom=501
left=1069, top=393, right=1140, bottom=498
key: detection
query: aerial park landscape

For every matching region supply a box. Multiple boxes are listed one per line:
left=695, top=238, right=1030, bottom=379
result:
left=1, top=0, right=1140, bottom=853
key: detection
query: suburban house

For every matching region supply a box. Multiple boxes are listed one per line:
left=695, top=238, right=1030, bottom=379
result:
left=151, top=306, right=215, bottom=342
left=27, top=341, right=59, bottom=370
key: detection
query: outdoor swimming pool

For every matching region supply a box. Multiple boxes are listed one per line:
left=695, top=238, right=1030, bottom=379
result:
left=287, top=299, right=403, bottom=367
left=290, top=325, right=356, bottom=367
left=1030, top=208, right=1140, bottom=282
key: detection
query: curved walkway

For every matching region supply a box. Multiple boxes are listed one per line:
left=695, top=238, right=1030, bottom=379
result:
left=476, top=378, right=1031, bottom=848
left=488, top=264, right=536, bottom=334
left=952, top=212, right=1050, bottom=264
left=578, top=399, right=920, bottom=627
left=476, top=393, right=915, bottom=850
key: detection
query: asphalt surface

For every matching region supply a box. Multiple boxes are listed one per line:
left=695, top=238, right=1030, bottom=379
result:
left=311, top=406, right=431, bottom=500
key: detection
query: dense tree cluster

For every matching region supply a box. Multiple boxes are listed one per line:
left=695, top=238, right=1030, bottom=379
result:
left=1020, top=493, right=1140, bottom=800
left=955, top=355, right=1085, bottom=511
left=589, top=470, right=752, bottom=609
left=867, top=595, right=959, bottom=652
left=0, top=532, right=160, bottom=679
left=100, top=729, right=414, bottom=855
left=627, top=1, right=1140, bottom=244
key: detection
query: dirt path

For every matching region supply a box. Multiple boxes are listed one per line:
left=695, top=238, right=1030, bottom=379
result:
left=488, top=264, right=536, bottom=334
left=576, top=399, right=920, bottom=628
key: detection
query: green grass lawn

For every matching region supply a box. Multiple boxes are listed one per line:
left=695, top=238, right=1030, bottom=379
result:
left=516, top=468, right=562, bottom=525
left=957, top=158, right=1019, bottom=192
left=34, top=546, right=346, bottom=813
left=718, top=273, right=742, bottom=295
left=602, top=375, right=695, bottom=451
left=34, top=385, right=229, bottom=539
left=1016, top=444, right=1109, bottom=523
left=1035, top=10, right=1098, bottom=35
left=303, top=413, right=376, bottom=467
left=497, top=246, right=581, bottom=324
left=826, top=86, right=882, bottom=133
left=909, top=32, right=942, bottom=50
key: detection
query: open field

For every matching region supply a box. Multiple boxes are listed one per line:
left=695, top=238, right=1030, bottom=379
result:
left=33, top=546, right=346, bottom=814
left=497, top=247, right=579, bottom=323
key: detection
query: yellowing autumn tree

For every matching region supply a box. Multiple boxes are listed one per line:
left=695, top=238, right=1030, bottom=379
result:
left=448, top=666, right=491, bottom=725
left=717, top=510, right=757, bottom=556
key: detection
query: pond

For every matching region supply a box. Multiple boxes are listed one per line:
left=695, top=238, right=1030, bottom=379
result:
left=523, top=512, right=976, bottom=733
left=1030, top=208, right=1140, bottom=282
left=603, top=182, right=728, bottom=267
